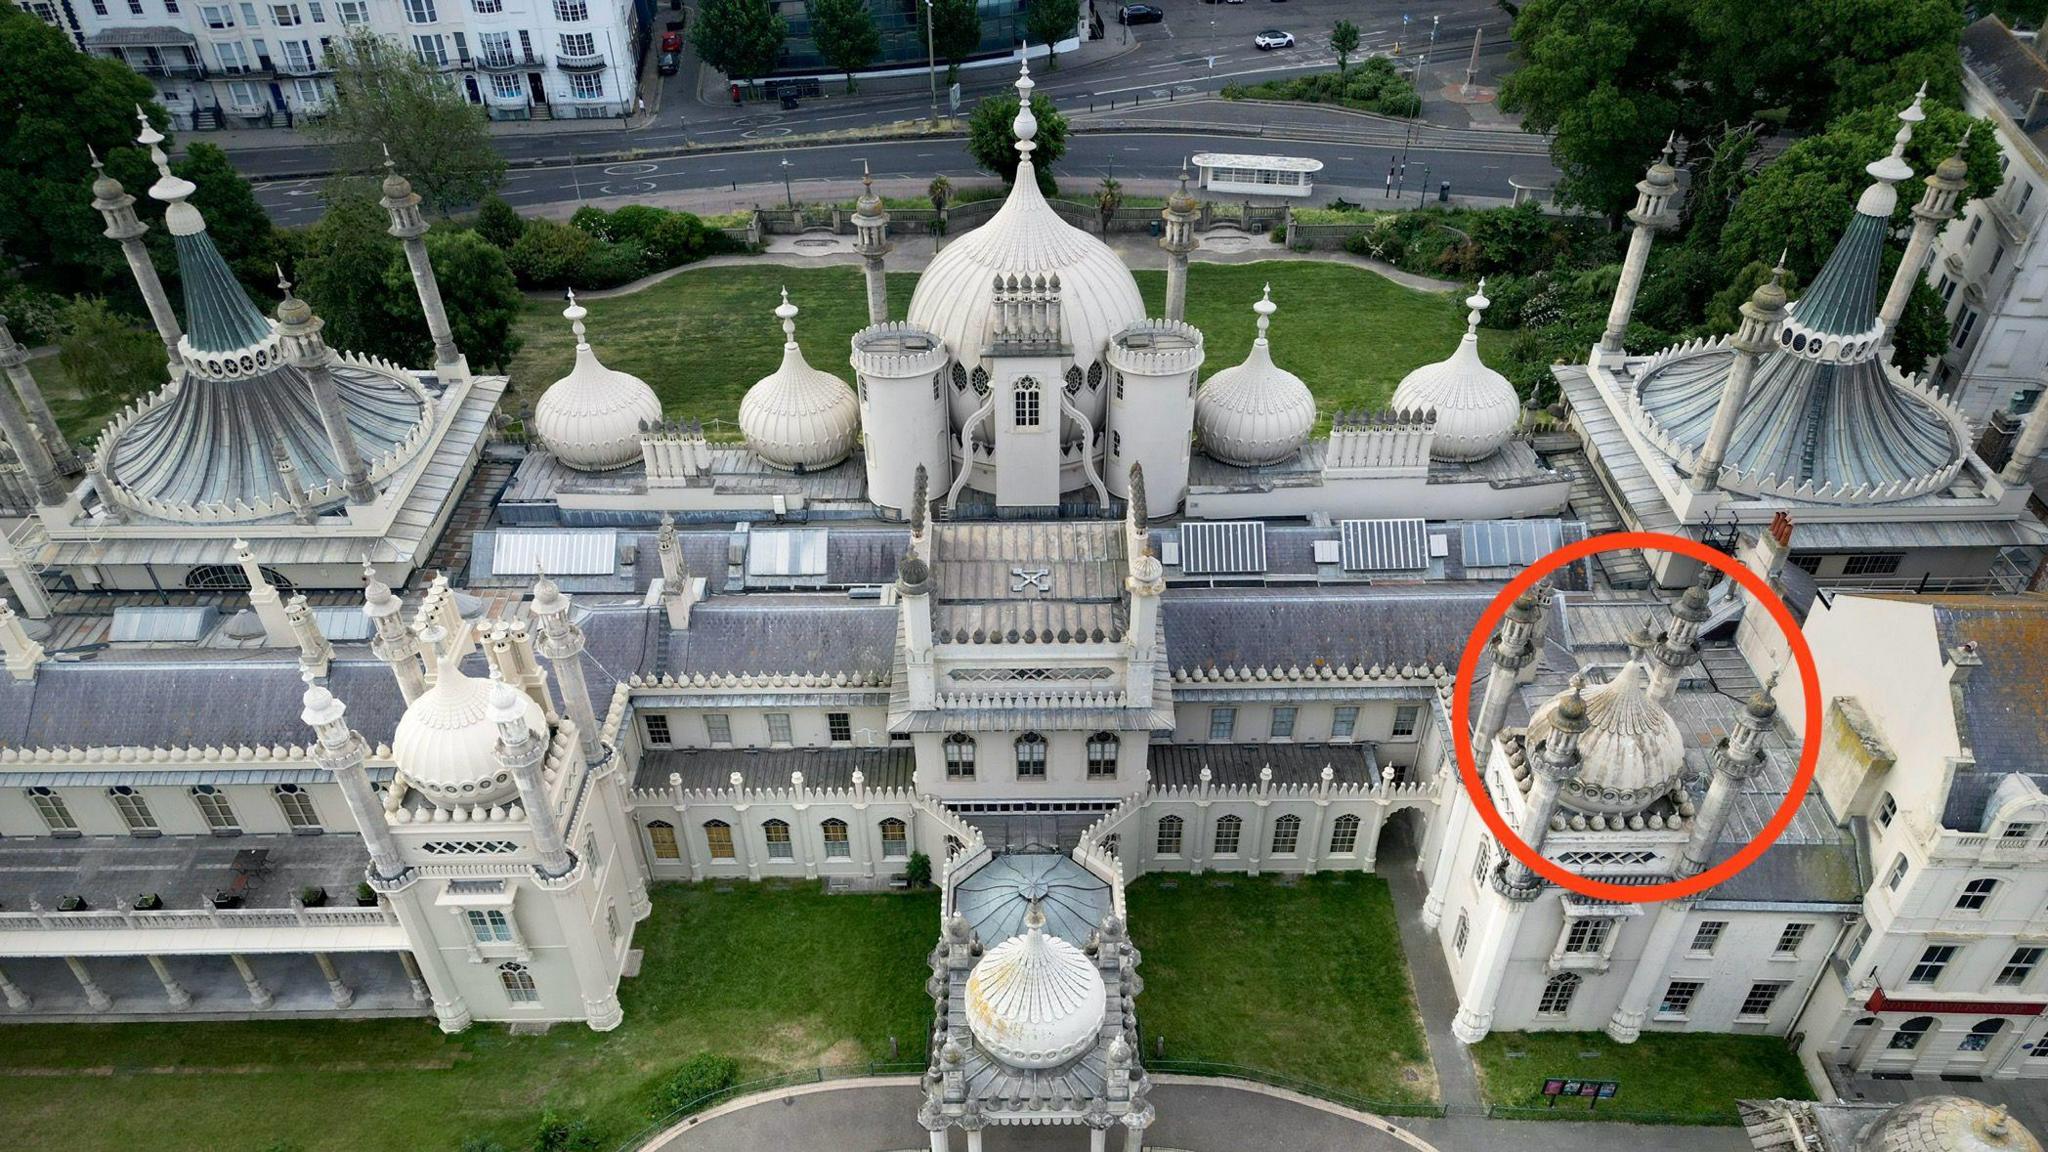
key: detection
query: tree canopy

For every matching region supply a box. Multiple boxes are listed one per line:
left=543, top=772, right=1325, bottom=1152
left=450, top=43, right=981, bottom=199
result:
left=1330, top=20, right=1361, bottom=74
left=966, top=91, right=1068, bottom=196
left=1025, top=0, right=1082, bottom=68
left=920, top=0, right=982, bottom=84
left=315, top=28, right=505, bottom=215
left=692, top=0, right=787, bottom=84
left=808, top=0, right=879, bottom=91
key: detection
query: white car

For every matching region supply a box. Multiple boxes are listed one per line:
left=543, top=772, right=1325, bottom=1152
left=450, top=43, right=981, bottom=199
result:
left=1254, top=29, right=1294, bottom=49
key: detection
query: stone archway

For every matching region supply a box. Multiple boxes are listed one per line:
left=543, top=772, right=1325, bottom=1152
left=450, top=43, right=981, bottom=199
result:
left=1377, top=806, right=1430, bottom=872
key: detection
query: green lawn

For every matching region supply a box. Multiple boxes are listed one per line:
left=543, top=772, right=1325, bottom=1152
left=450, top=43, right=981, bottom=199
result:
left=501, top=260, right=1489, bottom=434
left=0, top=883, right=938, bottom=1152
left=1470, top=1031, right=1815, bottom=1123
left=1126, top=872, right=1435, bottom=1106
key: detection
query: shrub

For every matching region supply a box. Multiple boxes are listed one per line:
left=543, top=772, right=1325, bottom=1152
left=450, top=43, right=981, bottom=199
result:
left=1221, top=60, right=1419, bottom=118
left=506, top=217, right=597, bottom=289
left=533, top=1110, right=599, bottom=1152
left=904, top=851, right=933, bottom=888
left=0, top=282, right=70, bottom=345
left=649, top=1053, right=740, bottom=1120
left=473, top=195, right=524, bottom=250
left=298, top=886, right=327, bottom=907
left=355, top=881, right=378, bottom=906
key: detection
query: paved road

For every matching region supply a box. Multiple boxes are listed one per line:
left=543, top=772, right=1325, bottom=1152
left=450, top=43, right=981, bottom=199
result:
left=255, top=130, right=1550, bottom=222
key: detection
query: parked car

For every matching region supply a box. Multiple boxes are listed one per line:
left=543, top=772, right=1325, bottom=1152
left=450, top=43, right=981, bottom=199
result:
left=658, top=50, right=679, bottom=74
left=1254, top=29, right=1294, bottom=48
left=1118, top=4, right=1165, bottom=23
left=660, top=29, right=683, bottom=53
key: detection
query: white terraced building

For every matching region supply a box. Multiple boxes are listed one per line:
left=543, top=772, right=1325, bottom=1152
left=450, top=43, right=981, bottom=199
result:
left=23, top=0, right=639, bottom=128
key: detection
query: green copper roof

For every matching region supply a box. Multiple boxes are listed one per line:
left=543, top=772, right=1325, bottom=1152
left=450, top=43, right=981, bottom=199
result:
left=1788, top=209, right=1886, bottom=337
left=173, top=231, right=273, bottom=352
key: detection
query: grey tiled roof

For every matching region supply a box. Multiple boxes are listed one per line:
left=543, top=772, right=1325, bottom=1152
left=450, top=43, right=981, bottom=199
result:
left=635, top=745, right=914, bottom=791
left=1963, top=16, right=2048, bottom=154
left=663, top=596, right=899, bottom=678
left=1160, top=585, right=1498, bottom=672
left=1147, top=741, right=1382, bottom=787
left=1922, top=595, right=2048, bottom=829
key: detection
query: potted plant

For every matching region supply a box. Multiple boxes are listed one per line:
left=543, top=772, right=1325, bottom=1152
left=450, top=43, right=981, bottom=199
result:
left=299, top=885, right=328, bottom=908
left=58, top=895, right=88, bottom=912
left=134, top=893, right=163, bottom=910
left=355, top=881, right=378, bottom=907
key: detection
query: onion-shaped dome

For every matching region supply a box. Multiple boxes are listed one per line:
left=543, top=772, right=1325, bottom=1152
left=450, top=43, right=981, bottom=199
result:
left=965, top=901, right=1107, bottom=1070
left=1391, top=280, right=1520, bottom=461
left=533, top=291, right=662, bottom=471
left=906, top=60, right=1145, bottom=428
left=1165, top=163, right=1198, bottom=216
left=1195, top=285, right=1317, bottom=465
left=1862, top=1097, right=2042, bottom=1152
left=1524, top=661, right=1684, bottom=815
left=737, top=289, right=860, bottom=470
left=392, top=652, right=546, bottom=808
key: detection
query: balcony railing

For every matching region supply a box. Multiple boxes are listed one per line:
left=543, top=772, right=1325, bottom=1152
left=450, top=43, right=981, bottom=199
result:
left=0, top=902, right=400, bottom=933
left=556, top=50, right=606, bottom=70
left=478, top=51, right=544, bottom=71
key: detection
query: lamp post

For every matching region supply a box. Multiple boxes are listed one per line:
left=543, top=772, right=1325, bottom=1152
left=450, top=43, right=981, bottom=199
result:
left=781, top=158, right=794, bottom=208
left=925, top=0, right=937, bottom=124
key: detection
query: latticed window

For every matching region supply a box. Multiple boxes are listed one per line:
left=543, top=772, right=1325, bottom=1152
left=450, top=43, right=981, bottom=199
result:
left=764, top=819, right=793, bottom=859
left=467, top=909, right=513, bottom=943
left=1888, top=1016, right=1934, bottom=1050
left=766, top=713, right=793, bottom=745
left=499, top=962, right=539, bottom=1003
left=1271, top=814, right=1301, bottom=855
left=1214, top=815, right=1242, bottom=855
left=1738, top=981, right=1788, bottom=1019
left=192, top=786, right=240, bottom=833
left=1776, top=923, right=1812, bottom=954
left=705, top=820, right=735, bottom=859
left=648, top=820, right=680, bottom=860
left=952, top=362, right=969, bottom=392
left=1208, top=707, right=1236, bottom=741
left=1471, top=838, right=1492, bottom=886
left=1454, top=912, right=1469, bottom=955
left=1087, top=362, right=1103, bottom=391
left=1330, top=814, right=1360, bottom=854
left=643, top=713, right=672, bottom=745
left=274, top=783, right=321, bottom=831
left=1563, top=918, right=1611, bottom=954
left=1690, top=921, right=1725, bottom=954
left=945, top=734, right=976, bottom=779
left=1156, top=815, right=1183, bottom=855
left=1269, top=706, right=1297, bottom=739
left=1538, top=972, right=1579, bottom=1016
left=1014, top=378, right=1041, bottom=428
left=1064, top=365, right=1083, bottom=395
left=1658, top=980, right=1702, bottom=1017
left=28, top=787, right=78, bottom=834
left=822, top=819, right=850, bottom=858
left=1015, top=733, right=1047, bottom=779
left=1331, top=706, right=1359, bottom=738
left=108, top=786, right=159, bottom=835
left=828, top=713, right=852, bottom=743
left=1086, top=732, right=1119, bottom=778
left=880, top=818, right=908, bottom=858
left=705, top=713, right=732, bottom=744
left=182, top=562, right=292, bottom=595
left=970, top=366, right=990, bottom=395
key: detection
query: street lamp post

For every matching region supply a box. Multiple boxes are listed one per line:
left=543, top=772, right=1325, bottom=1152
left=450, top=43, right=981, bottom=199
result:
left=781, top=158, right=794, bottom=209
left=925, top=0, right=937, bottom=124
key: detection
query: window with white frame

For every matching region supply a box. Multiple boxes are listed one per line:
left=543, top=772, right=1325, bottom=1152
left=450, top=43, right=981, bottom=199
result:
left=201, top=3, right=233, bottom=24
left=219, top=42, right=251, bottom=72
left=1909, top=945, right=1958, bottom=985
left=1269, top=706, right=1297, bottom=739
left=552, top=0, right=586, bottom=16
left=1738, top=981, right=1787, bottom=1019
left=27, top=787, right=78, bottom=835
left=763, top=819, right=792, bottom=859
left=1471, top=837, right=1492, bottom=886
left=473, top=0, right=501, bottom=10
left=1886, top=855, right=1910, bottom=892
left=1214, top=814, right=1242, bottom=855
left=335, top=0, right=365, bottom=21
left=1690, top=920, right=1725, bottom=954
left=828, top=712, right=853, bottom=743
left=1013, top=378, right=1041, bottom=427
left=1208, top=706, right=1236, bottom=741
left=293, top=78, right=323, bottom=106
left=704, top=820, right=735, bottom=859
left=945, top=733, right=976, bottom=779
left=821, top=818, right=850, bottom=858
left=1658, top=980, right=1702, bottom=1017
left=606, top=903, right=620, bottom=945
left=1391, top=704, right=1421, bottom=738
left=282, top=38, right=314, bottom=70
left=306, top=0, right=322, bottom=18
left=765, top=712, right=793, bottom=745
left=108, top=786, right=159, bottom=835
left=227, top=78, right=259, bottom=107
left=1155, top=815, right=1183, bottom=855
left=704, top=713, right=732, bottom=744
left=467, top=908, right=514, bottom=943
left=491, top=72, right=524, bottom=98
left=1330, top=813, right=1360, bottom=854
left=1956, top=877, right=1998, bottom=911
left=648, top=820, right=680, bottom=859
left=880, top=818, right=907, bottom=858
left=478, top=28, right=513, bottom=63
left=1953, top=308, right=1978, bottom=349
left=192, top=785, right=240, bottom=834
left=1014, top=732, right=1047, bottom=779
left=1997, top=947, right=2044, bottom=987
left=1271, top=813, right=1301, bottom=855
left=1331, top=705, right=1358, bottom=739
left=1775, top=922, right=1811, bottom=955
left=1538, top=972, right=1579, bottom=1016
left=558, top=30, right=595, bottom=56
left=275, top=784, right=321, bottom=832
left=498, top=961, right=539, bottom=1003
left=1875, top=793, right=1896, bottom=828
left=413, top=33, right=447, bottom=64
left=2005, top=820, right=2038, bottom=841
left=1563, top=918, right=1611, bottom=954
left=1453, top=912, right=1468, bottom=955
left=403, top=0, right=433, bottom=19
left=642, top=713, right=672, bottom=746
left=270, top=3, right=299, bottom=22
left=1086, top=731, right=1119, bottom=778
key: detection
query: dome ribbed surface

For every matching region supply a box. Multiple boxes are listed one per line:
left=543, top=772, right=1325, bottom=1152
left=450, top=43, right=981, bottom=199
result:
left=738, top=292, right=860, bottom=470
left=1863, top=1096, right=2043, bottom=1152
left=1391, top=289, right=1518, bottom=461
left=1195, top=289, right=1315, bottom=465
left=1524, top=661, right=1685, bottom=815
left=392, top=661, right=545, bottom=807
left=965, top=918, right=1107, bottom=1070
left=535, top=316, right=663, bottom=471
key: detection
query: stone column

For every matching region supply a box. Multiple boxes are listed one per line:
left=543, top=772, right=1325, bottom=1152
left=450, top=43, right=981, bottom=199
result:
left=1604, top=899, right=1691, bottom=1042
left=1682, top=677, right=1777, bottom=872
left=230, top=954, right=274, bottom=1008
left=147, top=955, right=192, bottom=1008
left=285, top=593, right=333, bottom=679
left=235, top=539, right=295, bottom=646
left=397, top=951, right=433, bottom=1005
left=1420, top=786, right=1469, bottom=929
left=1, top=597, right=47, bottom=682
left=1160, top=165, right=1201, bottom=323
left=314, top=953, right=355, bottom=1008
left=1881, top=112, right=1965, bottom=346
left=274, top=279, right=376, bottom=505
left=0, top=335, right=65, bottom=506
left=1120, top=1105, right=1153, bottom=1152
left=1598, top=139, right=1680, bottom=356
left=850, top=166, right=893, bottom=326
left=1692, top=263, right=1790, bottom=493
left=65, top=956, right=112, bottom=1010
left=89, top=153, right=183, bottom=367
left=0, top=315, right=78, bottom=476
left=363, top=562, right=427, bottom=703
left=1472, top=586, right=1543, bottom=757
left=1089, top=1123, right=1110, bottom=1152
left=528, top=575, right=600, bottom=763
left=927, top=1126, right=950, bottom=1152
left=0, top=962, right=33, bottom=1010
left=1647, top=573, right=1712, bottom=704
left=379, top=162, right=465, bottom=381
left=1450, top=885, right=1530, bottom=1044
left=302, top=678, right=406, bottom=877
left=494, top=676, right=573, bottom=875
left=0, top=536, right=51, bottom=620
left=2000, top=392, right=2048, bottom=487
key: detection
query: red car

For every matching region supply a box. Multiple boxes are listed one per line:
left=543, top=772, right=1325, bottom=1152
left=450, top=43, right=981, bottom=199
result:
left=660, top=29, right=683, bottom=53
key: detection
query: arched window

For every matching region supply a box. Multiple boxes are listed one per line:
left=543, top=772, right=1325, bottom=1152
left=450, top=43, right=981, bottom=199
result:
left=944, top=733, right=976, bottom=780
left=821, top=818, right=850, bottom=858
left=647, top=820, right=680, bottom=860
left=1064, top=365, right=1083, bottom=395
left=763, top=819, right=793, bottom=859
left=1472, top=837, right=1493, bottom=886
left=1104, top=833, right=1120, bottom=857
left=182, top=562, right=294, bottom=596
left=1014, top=732, right=1047, bottom=779
left=970, top=366, right=990, bottom=396
left=880, top=817, right=908, bottom=858
left=1087, top=361, right=1104, bottom=391
left=1156, top=814, right=1184, bottom=856
left=1086, top=732, right=1119, bottom=778
left=1214, top=814, right=1243, bottom=855
left=952, top=362, right=969, bottom=392
left=107, top=786, right=159, bottom=835
left=26, top=786, right=78, bottom=834
left=1014, top=377, right=1041, bottom=428
left=1538, top=972, right=1580, bottom=1016
left=1888, top=1016, right=1936, bottom=1050
left=1960, top=1018, right=2008, bottom=1052
left=1330, top=814, right=1361, bottom=854
left=704, top=819, right=735, bottom=859
left=498, top=961, right=539, bottom=1003
left=274, top=783, right=321, bottom=832
left=1271, top=813, right=1301, bottom=855
left=191, top=785, right=240, bottom=834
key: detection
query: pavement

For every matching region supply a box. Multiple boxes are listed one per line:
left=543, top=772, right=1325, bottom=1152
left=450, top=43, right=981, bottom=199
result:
left=1379, top=840, right=1484, bottom=1112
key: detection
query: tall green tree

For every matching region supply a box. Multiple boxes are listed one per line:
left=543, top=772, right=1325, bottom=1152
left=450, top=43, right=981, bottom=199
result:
left=410, top=230, right=523, bottom=372
left=692, top=0, right=788, bottom=88
left=966, top=91, right=1068, bottom=196
left=1330, top=19, right=1361, bottom=75
left=0, top=3, right=161, bottom=295
left=1690, top=0, right=1965, bottom=132
left=920, top=0, right=982, bottom=85
left=56, top=297, right=165, bottom=405
left=314, top=28, right=505, bottom=215
left=1026, top=0, right=1082, bottom=69
left=809, top=0, right=879, bottom=91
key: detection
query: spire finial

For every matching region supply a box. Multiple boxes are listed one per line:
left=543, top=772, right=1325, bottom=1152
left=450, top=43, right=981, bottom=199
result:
left=862, top=158, right=872, bottom=191
left=1011, top=54, right=1039, bottom=159
left=1252, top=283, right=1276, bottom=343
left=276, top=264, right=294, bottom=299
left=1465, top=277, right=1490, bottom=334
left=88, top=143, right=102, bottom=172
left=1660, top=131, right=1676, bottom=163
left=562, top=288, right=588, bottom=344
left=775, top=286, right=799, bottom=344
left=1771, top=249, right=1788, bottom=284
left=382, top=141, right=395, bottom=174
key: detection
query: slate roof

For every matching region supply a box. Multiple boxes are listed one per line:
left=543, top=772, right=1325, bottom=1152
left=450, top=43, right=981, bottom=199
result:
left=1147, top=741, right=1382, bottom=788
left=1962, top=16, right=2048, bottom=154
left=635, top=745, right=914, bottom=791
left=1919, top=594, right=2048, bottom=829
left=1160, top=584, right=1499, bottom=673
left=662, top=596, right=898, bottom=678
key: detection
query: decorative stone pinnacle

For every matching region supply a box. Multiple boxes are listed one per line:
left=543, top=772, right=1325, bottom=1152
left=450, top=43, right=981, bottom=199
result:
left=1465, top=277, right=1490, bottom=333
left=563, top=288, right=588, bottom=343
left=1012, top=55, right=1038, bottom=157
left=1253, top=284, right=1276, bottom=341
left=775, top=287, right=799, bottom=343
left=862, top=158, right=872, bottom=190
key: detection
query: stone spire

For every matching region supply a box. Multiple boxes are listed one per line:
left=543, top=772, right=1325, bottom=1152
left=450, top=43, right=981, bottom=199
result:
left=850, top=160, right=893, bottom=326
left=363, top=559, right=427, bottom=703
left=1471, top=583, right=1545, bottom=756
left=379, top=150, right=466, bottom=381
left=1596, top=135, right=1681, bottom=358
left=1691, top=256, right=1790, bottom=493
left=1881, top=117, right=1968, bottom=346
left=88, top=143, right=183, bottom=366
left=0, top=317, right=67, bottom=507
left=490, top=670, right=571, bottom=876
left=233, top=538, right=294, bottom=647
left=0, top=314, right=79, bottom=478
left=301, top=673, right=405, bottom=879
left=1682, top=673, right=1779, bottom=872
left=276, top=270, right=378, bottom=505
left=1160, top=159, right=1200, bottom=323
left=528, top=570, right=601, bottom=763
left=284, top=592, right=334, bottom=679
left=1647, top=569, right=1713, bottom=702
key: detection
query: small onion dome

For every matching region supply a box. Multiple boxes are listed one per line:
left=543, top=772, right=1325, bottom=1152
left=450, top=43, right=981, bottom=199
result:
left=275, top=270, right=314, bottom=328
left=1166, top=162, right=1198, bottom=216
left=1749, top=255, right=1791, bottom=314
left=1524, top=660, right=1684, bottom=816
left=88, top=150, right=124, bottom=201
left=380, top=154, right=414, bottom=202
left=1195, top=285, right=1317, bottom=466
left=1644, top=133, right=1679, bottom=192
left=534, top=290, right=663, bottom=471
left=853, top=162, right=884, bottom=218
left=738, top=289, right=859, bottom=470
left=1862, top=1097, right=2042, bottom=1152
left=1391, top=279, right=1520, bottom=462
left=964, top=901, right=1107, bottom=1070
left=392, top=651, right=546, bottom=808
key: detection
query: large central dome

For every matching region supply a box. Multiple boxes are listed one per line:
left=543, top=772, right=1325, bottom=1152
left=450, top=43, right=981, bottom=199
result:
left=1525, top=662, right=1685, bottom=815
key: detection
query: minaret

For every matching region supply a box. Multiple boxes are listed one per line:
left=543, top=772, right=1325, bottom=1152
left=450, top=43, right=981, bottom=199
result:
left=1470, top=584, right=1544, bottom=758
left=1125, top=548, right=1164, bottom=709
left=1690, top=258, right=1789, bottom=492
left=1160, top=161, right=1200, bottom=323
left=362, top=560, right=427, bottom=703
left=2000, top=392, right=2048, bottom=488
left=284, top=592, right=334, bottom=678
left=528, top=572, right=602, bottom=763
left=1647, top=570, right=1712, bottom=703
left=0, top=324, right=66, bottom=507
left=275, top=272, right=378, bottom=505
left=378, top=154, right=467, bottom=382
left=0, top=597, right=47, bottom=682
left=272, top=435, right=314, bottom=524
left=655, top=513, right=699, bottom=629
left=850, top=162, right=892, bottom=326
left=1508, top=677, right=1587, bottom=887
left=1596, top=137, right=1680, bottom=358
left=89, top=140, right=183, bottom=368
left=233, top=538, right=295, bottom=646
left=1880, top=91, right=1960, bottom=348
left=490, top=672, right=572, bottom=875
left=898, top=550, right=936, bottom=711
left=0, top=315, right=79, bottom=478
